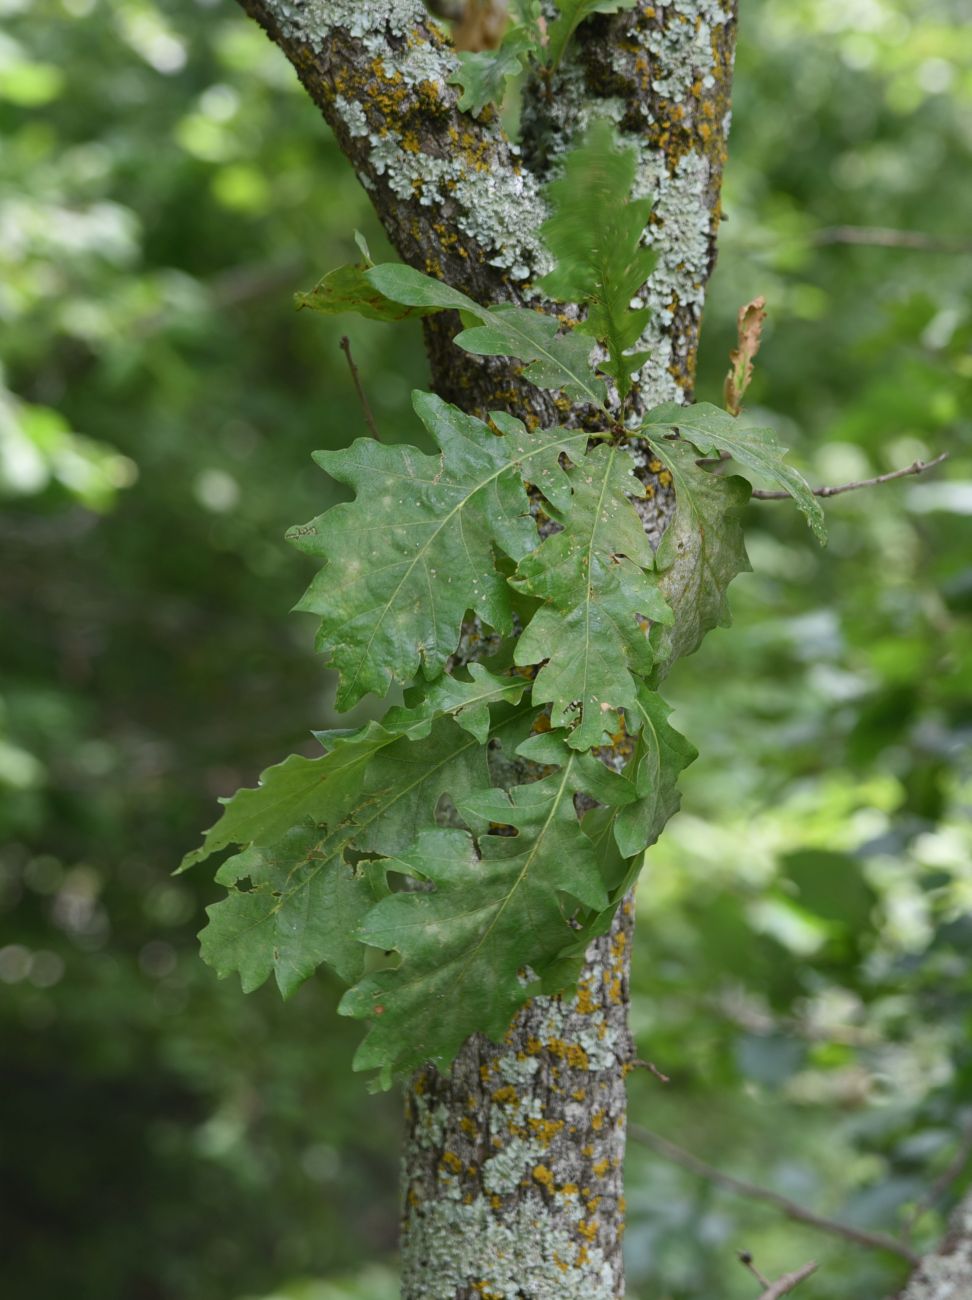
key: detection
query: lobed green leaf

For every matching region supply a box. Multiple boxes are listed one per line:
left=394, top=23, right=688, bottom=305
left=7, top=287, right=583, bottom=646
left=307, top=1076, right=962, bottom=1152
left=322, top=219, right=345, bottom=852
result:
left=641, top=436, right=752, bottom=671
left=512, top=443, right=671, bottom=749
left=642, top=401, right=826, bottom=542
left=342, top=748, right=611, bottom=1078
left=200, top=824, right=376, bottom=996
left=294, top=260, right=436, bottom=322
left=288, top=390, right=588, bottom=708
left=449, top=26, right=537, bottom=117
left=366, top=264, right=607, bottom=407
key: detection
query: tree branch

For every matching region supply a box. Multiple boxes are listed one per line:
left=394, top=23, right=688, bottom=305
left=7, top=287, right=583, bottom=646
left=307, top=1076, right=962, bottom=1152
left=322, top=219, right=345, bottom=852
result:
left=232, top=0, right=546, bottom=299
left=339, top=336, right=381, bottom=440
left=812, top=226, right=972, bottom=254
left=751, top=454, right=948, bottom=501
left=754, top=1261, right=819, bottom=1300
left=521, top=2, right=738, bottom=410
left=630, top=1124, right=919, bottom=1264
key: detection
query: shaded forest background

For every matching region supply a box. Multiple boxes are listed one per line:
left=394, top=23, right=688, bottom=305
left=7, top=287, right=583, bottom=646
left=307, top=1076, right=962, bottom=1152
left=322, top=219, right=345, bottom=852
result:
left=1, top=0, right=970, bottom=1296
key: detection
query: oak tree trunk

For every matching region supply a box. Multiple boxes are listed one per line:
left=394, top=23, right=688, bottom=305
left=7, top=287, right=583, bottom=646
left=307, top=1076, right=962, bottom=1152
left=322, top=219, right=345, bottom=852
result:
left=227, top=1, right=737, bottom=1294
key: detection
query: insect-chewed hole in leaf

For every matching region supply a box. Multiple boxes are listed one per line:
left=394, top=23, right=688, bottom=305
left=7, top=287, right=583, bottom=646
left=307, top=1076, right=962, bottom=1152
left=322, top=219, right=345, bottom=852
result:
left=345, top=849, right=382, bottom=868
left=385, top=870, right=433, bottom=896
left=486, top=820, right=519, bottom=838
left=434, top=791, right=466, bottom=829
left=574, top=791, right=599, bottom=817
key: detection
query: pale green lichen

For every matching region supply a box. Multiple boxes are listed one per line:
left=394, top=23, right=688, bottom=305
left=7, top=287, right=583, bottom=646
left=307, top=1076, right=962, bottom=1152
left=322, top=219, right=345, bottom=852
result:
left=364, top=126, right=547, bottom=278
left=402, top=1192, right=616, bottom=1299
left=632, top=145, right=714, bottom=404
left=269, top=0, right=421, bottom=44
left=334, top=93, right=368, bottom=139
left=633, top=0, right=732, bottom=101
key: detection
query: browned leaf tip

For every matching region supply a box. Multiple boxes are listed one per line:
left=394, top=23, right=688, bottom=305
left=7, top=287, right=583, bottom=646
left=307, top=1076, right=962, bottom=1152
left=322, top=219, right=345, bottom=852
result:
left=723, top=295, right=767, bottom=417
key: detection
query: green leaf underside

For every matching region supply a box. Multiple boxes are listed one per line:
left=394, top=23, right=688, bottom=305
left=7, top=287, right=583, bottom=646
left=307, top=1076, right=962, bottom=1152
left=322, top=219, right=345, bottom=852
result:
left=449, top=26, right=536, bottom=117
left=342, top=750, right=610, bottom=1075
left=614, top=685, right=698, bottom=858
left=179, top=721, right=404, bottom=872
left=541, top=120, right=655, bottom=399
left=545, top=0, right=638, bottom=70
left=536, top=688, right=696, bottom=966
left=288, top=391, right=589, bottom=708
left=390, top=662, right=529, bottom=744
left=294, top=261, right=436, bottom=322
left=645, top=436, right=752, bottom=671
left=193, top=705, right=537, bottom=998
left=512, top=442, right=672, bottom=749
left=366, top=264, right=607, bottom=407
left=191, top=681, right=696, bottom=1076
left=642, top=402, right=826, bottom=542
left=201, top=824, right=375, bottom=996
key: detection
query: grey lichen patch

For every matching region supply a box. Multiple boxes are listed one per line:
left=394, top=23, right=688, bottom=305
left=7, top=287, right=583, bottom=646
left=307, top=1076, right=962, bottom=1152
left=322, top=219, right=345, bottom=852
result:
left=266, top=0, right=422, bottom=45
left=632, top=0, right=732, bottom=101
left=261, top=0, right=549, bottom=281
left=334, top=93, right=368, bottom=138
left=403, top=1192, right=616, bottom=1300
left=632, top=146, right=715, bottom=405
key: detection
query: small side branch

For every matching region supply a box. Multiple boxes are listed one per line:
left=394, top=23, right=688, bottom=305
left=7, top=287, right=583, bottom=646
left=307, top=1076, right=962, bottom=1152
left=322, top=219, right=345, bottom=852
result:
left=812, top=226, right=972, bottom=255
left=755, top=1260, right=819, bottom=1300
left=631, top=1125, right=919, bottom=1263
left=339, top=336, right=381, bottom=441
left=751, top=453, right=948, bottom=501
left=739, top=1250, right=818, bottom=1298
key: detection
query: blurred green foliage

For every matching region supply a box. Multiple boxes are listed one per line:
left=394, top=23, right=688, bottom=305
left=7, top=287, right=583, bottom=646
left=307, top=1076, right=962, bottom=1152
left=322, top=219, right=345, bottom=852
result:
left=0, top=0, right=969, bottom=1297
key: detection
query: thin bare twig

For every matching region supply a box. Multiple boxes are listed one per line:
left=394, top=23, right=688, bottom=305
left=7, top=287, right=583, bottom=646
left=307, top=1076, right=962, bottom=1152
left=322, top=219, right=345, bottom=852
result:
left=630, top=1125, right=919, bottom=1264
left=630, top=1059, right=671, bottom=1083
left=339, top=336, right=381, bottom=441
left=738, top=1250, right=772, bottom=1288
left=812, top=226, right=972, bottom=255
left=755, top=1260, right=819, bottom=1300
left=751, top=453, right=948, bottom=501
left=904, top=1124, right=972, bottom=1241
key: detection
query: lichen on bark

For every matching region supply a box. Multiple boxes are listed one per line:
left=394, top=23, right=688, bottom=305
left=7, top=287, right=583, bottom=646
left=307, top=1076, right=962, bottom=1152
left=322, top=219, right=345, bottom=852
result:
left=400, top=903, right=635, bottom=1300
left=898, top=1192, right=972, bottom=1300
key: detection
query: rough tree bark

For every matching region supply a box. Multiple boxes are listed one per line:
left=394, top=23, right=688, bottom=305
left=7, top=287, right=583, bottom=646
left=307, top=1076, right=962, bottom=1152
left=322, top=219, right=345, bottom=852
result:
left=229, top=1, right=737, bottom=1295
left=897, top=1191, right=972, bottom=1300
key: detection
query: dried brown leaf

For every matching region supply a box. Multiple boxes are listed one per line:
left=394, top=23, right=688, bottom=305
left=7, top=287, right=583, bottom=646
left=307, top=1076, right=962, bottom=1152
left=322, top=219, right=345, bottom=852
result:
left=724, top=295, right=767, bottom=416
